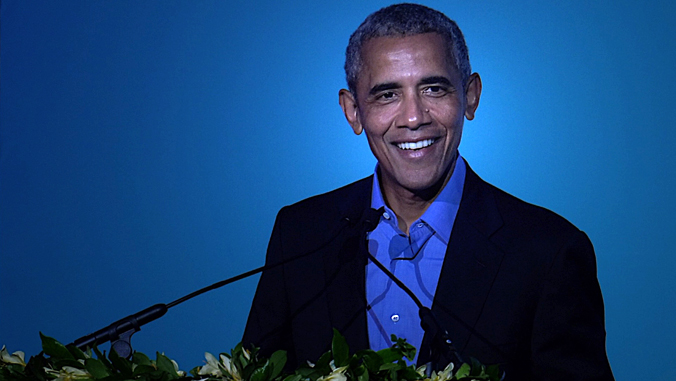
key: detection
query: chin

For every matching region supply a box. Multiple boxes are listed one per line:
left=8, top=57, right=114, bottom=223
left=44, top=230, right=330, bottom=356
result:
left=398, top=175, right=444, bottom=193
left=397, top=166, right=453, bottom=193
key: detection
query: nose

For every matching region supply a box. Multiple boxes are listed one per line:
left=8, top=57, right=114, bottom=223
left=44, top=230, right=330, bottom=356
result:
left=399, top=94, right=430, bottom=129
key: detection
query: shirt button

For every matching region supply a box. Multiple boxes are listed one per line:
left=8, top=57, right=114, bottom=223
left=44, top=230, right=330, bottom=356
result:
left=383, top=212, right=391, bottom=220
left=391, top=314, right=400, bottom=323
left=417, top=222, right=424, bottom=228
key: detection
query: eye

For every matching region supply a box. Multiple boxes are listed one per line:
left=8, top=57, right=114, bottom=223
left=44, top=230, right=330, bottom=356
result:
left=378, top=91, right=396, bottom=100
left=423, top=85, right=447, bottom=97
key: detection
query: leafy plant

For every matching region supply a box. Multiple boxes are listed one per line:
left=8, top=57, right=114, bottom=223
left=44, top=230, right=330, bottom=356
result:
left=0, top=330, right=501, bottom=381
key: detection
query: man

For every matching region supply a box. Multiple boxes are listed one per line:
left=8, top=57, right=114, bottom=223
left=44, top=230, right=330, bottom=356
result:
left=243, top=4, right=614, bottom=380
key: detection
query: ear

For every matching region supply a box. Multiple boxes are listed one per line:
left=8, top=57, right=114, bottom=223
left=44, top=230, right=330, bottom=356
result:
left=339, top=89, right=363, bottom=135
left=464, top=73, right=482, bottom=120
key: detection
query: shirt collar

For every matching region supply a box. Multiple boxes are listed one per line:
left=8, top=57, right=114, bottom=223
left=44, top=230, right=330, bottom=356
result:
left=370, top=154, right=466, bottom=244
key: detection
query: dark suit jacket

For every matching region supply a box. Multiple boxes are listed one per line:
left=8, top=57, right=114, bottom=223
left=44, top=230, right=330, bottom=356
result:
left=243, top=164, right=614, bottom=381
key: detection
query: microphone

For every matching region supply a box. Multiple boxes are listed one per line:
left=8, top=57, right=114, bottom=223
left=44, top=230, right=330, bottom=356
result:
left=361, top=207, right=384, bottom=233
left=73, top=304, right=167, bottom=358
left=70, top=215, right=357, bottom=358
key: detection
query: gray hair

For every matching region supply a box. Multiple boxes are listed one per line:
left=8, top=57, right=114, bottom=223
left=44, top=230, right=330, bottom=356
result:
left=345, top=3, right=471, bottom=96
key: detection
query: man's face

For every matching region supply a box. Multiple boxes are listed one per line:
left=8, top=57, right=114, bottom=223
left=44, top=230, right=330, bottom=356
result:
left=340, top=33, right=481, bottom=199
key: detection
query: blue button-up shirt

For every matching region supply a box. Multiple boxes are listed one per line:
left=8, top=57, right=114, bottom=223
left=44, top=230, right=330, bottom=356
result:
left=366, top=155, right=466, bottom=363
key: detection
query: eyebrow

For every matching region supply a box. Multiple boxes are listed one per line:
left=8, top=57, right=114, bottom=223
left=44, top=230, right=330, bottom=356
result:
left=419, top=76, right=453, bottom=87
left=368, top=82, right=400, bottom=96
left=368, top=76, right=454, bottom=96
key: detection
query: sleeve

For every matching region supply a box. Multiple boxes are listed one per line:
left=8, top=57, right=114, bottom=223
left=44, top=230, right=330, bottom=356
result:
left=530, top=230, right=614, bottom=381
left=242, top=208, right=297, bottom=365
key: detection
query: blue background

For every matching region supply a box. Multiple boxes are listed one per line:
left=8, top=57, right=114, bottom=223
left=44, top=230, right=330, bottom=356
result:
left=1, top=1, right=674, bottom=379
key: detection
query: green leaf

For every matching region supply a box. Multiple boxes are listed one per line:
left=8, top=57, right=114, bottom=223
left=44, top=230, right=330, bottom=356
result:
left=378, top=362, right=400, bottom=372
left=331, top=329, right=349, bottom=367
left=283, top=374, right=303, bottom=381
left=357, top=367, right=369, bottom=381
left=133, top=364, right=159, bottom=376
left=455, top=363, right=471, bottom=378
left=24, top=354, right=50, bottom=381
left=375, top=348, right=402, bottom=364
left=108, top=349, right=134, bottom=376
left=1, top=364, right=32, bottom=381
left=51, top=358, right=85, bottom=372
left=402, top=367, right=423, bottom=381
left=232, top=343, right=253, bottom=375
left=294, top=367, right=315, bottom=378
left=358, top=350, right=383, bottom=372
left=390, top=368, right=399, bottom=381
left=269, top=350, right=287, bottom=379
left=132, top=351, right=152, bottom=367
left=390, top=336, right=416, bottom=361
left=65, top=344, right=88, bottom=361
left=39, top=333, right=74, bottom=360
left=485, top=364, right=502, bottom=381
left=250, top=364, right=271, bottom=381
left=155, top=352, right=179, bottom=379
left=91, top=347, right=111, bottom=369
left=314, top=351, right=332, bottom=373
left=469, top=357, right=483, bottom=376
left=85, top=358, right=110, bottom=378
left=189, top=366, right=201, bottom=377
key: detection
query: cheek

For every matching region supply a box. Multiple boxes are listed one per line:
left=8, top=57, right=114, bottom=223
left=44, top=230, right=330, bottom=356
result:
left=364, top=133, right=389, bottom=163
left=433, top=107, right=464, bottom=130
left=429, top=96, right=464, bottom=117
left=363, top=113, right=395, bottom=138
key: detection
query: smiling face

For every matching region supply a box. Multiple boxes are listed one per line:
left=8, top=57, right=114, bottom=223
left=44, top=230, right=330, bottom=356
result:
left=340, top=33, right=481, bottom=202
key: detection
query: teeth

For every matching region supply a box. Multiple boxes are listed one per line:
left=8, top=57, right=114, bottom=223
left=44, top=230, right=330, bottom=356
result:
left=397, top=138, right=435, bottom=150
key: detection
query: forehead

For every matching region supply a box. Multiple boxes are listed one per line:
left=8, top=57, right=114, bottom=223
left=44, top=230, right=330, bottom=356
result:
left=357, top=33, right=456, bottom=89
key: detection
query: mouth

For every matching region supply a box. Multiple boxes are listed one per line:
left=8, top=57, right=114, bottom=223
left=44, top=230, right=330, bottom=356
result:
left=396, top=138, right=437, bottom=150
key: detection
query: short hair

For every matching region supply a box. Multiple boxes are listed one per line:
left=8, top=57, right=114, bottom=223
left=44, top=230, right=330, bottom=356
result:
left=345, top=3, right=471, bottom=96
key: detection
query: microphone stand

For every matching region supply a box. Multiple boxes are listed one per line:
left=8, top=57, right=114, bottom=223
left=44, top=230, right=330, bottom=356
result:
left=71, top=265, right=270, bottom=358
left=71, top=216, right=358, bottom=358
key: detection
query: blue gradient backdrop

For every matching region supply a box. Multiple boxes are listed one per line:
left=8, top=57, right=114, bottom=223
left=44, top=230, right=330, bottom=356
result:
left=1, top=1, right=674, bottom=379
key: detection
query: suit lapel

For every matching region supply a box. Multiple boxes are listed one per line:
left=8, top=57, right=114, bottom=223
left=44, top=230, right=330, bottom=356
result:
left=322, top=177, right=372, bottom=353
left=420, top=165, right=505, bottom=365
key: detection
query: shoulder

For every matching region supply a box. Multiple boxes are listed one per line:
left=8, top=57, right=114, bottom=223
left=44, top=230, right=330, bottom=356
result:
left=464, top=164, right=587, bottom=254
left=472, top=176, right=611, bottom=380
left=492, top=180, right=578, bottom=234
left=279, top=176, right=372, bottom=220
left=272, top=176, right=372, bottom=250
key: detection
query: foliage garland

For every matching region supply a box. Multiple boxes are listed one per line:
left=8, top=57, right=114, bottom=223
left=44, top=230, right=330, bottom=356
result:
left=0, top=330, right=501, bottom=381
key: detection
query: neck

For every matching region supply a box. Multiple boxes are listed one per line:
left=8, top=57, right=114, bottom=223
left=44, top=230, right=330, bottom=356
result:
left=380, top=156, right=458, bottom=235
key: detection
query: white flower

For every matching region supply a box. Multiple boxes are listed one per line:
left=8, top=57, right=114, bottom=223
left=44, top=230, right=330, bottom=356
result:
left=220, top=354, right=234, bottom=375
left=198, top=352, right=242, bottom=380
left=221, top=354, right=244, bottom=381
left=416, top=364, right=428, bottom=377
left=425, top=362, right=455, bottom=381
left=171, top=359, right=186, bottom=377
left=0, top=346, right=26, bottom=366
left=318, top=365, right=348, bottom=381
left=198, top=352, right=223, bottom=376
